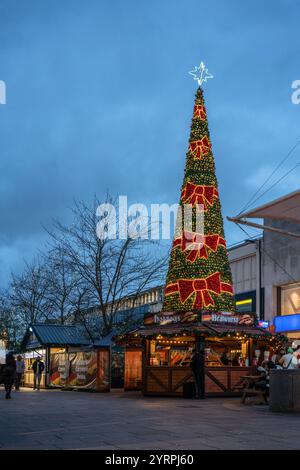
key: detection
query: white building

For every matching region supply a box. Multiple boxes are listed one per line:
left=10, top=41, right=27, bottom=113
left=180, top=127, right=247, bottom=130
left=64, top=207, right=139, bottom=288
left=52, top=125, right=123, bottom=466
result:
left=229, top=190, right=300, bottom=342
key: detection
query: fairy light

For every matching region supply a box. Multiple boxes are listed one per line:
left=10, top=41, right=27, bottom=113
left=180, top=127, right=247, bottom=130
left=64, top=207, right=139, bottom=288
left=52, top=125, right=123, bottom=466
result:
left=162, top=86, right=235, bottom=314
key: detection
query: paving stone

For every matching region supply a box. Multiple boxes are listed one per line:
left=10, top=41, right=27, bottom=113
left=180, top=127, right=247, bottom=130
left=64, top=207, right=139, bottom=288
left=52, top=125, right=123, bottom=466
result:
left=1, top=387, right=300, bottom=449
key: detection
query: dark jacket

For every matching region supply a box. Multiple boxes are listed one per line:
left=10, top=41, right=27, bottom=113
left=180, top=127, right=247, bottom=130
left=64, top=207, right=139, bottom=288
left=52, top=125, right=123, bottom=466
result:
left=3, top=359, right=16, bottom=385
left=32, top=360, right=45, bottom=374
left=190, top=352, right=204, bottom=373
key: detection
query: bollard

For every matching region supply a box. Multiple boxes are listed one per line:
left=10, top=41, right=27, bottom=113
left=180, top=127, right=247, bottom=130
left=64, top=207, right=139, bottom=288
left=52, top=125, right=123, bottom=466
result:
left=269, top=369, right=300, bottom=412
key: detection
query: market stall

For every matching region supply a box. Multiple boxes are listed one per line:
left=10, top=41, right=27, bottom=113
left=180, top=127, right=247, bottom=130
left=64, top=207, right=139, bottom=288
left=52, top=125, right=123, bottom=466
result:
left=21, top=324, right=111, bottom=391
left=119, top=310, right=283, bottom=397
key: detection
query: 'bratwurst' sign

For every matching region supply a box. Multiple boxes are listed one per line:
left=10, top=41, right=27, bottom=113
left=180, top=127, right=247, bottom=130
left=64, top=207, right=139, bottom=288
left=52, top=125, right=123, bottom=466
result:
left=144, top=311, right=254, bottom=326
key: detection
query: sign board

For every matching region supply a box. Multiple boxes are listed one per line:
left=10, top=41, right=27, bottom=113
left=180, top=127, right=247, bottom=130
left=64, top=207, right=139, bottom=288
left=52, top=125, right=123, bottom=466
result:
left=258, top=320, right=269, bottom=329
left=49, top=351, right=98, bottom=389
left=144, top=311, right=199, bottom=326
left=144, top=311, right=255, bottom=326
left=274, top=314, right=300, bottom=333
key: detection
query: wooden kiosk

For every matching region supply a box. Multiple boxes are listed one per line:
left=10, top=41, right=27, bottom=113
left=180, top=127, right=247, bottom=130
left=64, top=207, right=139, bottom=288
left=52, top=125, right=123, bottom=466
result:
left=120, top=310, right=281, bottom=397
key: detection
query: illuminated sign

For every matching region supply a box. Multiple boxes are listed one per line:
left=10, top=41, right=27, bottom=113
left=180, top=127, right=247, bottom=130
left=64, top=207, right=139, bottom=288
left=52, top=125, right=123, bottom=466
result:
left=236, top=299, right=252, bottom=306
left=144, top=311, right=255, bottom=326
left=274, top=314, right=300, bottom=333
left=258, top=320, right=269, bottom=329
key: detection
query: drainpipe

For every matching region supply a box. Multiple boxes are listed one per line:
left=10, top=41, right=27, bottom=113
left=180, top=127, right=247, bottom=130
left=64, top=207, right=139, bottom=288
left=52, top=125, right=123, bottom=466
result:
left=258, top=238, right=263, bottom=320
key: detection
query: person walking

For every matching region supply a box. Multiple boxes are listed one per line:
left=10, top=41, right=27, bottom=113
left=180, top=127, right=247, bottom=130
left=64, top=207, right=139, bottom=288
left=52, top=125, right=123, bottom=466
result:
left=32, top=357, right=45, bottom=390
left=15, top=355, right=25, bottom=391
left=3, top=353, right=16, bottom=399
left=190, top=348, right=205, bottom=399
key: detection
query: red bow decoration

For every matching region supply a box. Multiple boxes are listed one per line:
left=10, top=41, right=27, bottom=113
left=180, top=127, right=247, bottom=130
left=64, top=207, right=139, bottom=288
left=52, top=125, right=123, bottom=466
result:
left=165, top=272, right=233, bottom=310
left=181, top=182, right=219, bottom=210
left=173, top=231, right=226, bottom=262
left=193, top=105, right=206, bottom=120
left=189, top=136, right=211, bottom=159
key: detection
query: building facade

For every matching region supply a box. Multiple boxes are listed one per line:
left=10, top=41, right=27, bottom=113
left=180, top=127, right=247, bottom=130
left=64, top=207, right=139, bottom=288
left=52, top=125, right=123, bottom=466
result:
left=229, top=218, right=300, bottom=342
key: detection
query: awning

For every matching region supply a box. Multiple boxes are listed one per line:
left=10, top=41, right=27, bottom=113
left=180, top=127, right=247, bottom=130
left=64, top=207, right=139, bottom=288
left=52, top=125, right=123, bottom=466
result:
left=236, top=190, right=300, bottom=223
left=206, top=323, right=271, bottom=337
left=228, top=189, right=300, bottom=239
left=118, top=322, right=272, bottom=340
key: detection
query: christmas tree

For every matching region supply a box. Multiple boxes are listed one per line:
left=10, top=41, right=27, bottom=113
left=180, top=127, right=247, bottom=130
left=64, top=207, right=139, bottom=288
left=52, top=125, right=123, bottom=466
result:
left=162, top=87, right=235, bottom=313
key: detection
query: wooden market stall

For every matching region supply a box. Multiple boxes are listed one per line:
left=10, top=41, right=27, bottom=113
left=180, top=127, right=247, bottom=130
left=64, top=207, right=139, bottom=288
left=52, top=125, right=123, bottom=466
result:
left=119, top=310, right=283, bottom=397
left=21, top=324, right=111, bottom=391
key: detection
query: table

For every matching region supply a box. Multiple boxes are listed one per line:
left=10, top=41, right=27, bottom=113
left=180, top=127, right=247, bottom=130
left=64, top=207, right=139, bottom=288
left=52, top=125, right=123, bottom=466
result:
left=240, top=375, right=268, bottom=404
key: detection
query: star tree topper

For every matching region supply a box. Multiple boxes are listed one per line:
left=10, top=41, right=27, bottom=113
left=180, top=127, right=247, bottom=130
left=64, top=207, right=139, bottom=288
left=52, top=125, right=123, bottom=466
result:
left=188, top=62, right=213, bottom=86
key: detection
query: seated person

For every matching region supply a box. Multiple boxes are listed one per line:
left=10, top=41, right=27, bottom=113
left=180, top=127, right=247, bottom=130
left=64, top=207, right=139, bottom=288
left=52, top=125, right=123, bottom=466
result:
left=220, top=352, right=229, bottom=365
left=255, top=366, right=268, bottom=391
left=255, top=362, right=275, bottom=394
left=231, top=354, right=240, bottom=366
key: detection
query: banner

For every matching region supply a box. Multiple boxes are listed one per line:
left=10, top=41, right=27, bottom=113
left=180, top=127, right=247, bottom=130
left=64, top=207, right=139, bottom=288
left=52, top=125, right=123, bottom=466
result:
left=144, top=311, right=255, bottom=326
left=49, top=351, right=101, bottom=390
left=49, top=353, right=68, bottom=387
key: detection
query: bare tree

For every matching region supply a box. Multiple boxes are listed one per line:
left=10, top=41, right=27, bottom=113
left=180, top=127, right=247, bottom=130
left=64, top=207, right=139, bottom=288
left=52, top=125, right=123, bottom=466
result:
left=0, top=291, right=23, bottom=349
left=42, top=246, right=80, bottom=324
left=10, top=258, right=54, bottom=327
left=48, top=196, right=167, bottom=335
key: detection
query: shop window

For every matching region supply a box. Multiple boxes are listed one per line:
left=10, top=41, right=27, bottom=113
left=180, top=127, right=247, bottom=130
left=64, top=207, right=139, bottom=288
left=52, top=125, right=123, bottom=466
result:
left=281, top=283, right=300, bottom=315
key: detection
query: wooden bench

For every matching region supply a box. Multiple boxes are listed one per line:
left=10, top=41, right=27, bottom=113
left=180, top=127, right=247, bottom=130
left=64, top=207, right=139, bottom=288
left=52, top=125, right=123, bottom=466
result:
left=241, top=387, right=268, bottom=405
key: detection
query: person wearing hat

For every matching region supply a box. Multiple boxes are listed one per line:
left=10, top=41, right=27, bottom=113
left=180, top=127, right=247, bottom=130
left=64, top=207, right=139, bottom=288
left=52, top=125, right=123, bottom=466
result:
left=279, top=348, right=298, bottom=369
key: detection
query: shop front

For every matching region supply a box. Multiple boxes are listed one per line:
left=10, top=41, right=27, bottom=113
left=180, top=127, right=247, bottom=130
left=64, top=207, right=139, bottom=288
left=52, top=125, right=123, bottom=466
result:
left=120, top=310, right=282, bottom=397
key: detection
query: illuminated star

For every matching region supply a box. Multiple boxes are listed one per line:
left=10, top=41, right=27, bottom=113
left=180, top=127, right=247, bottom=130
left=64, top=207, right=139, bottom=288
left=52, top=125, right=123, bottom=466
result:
left=188, top=62, right=214, bottom=86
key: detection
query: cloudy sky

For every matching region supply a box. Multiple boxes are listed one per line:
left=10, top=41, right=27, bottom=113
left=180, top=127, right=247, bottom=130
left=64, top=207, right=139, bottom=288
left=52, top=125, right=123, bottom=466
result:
left=0, top=0, right=299, bottom=287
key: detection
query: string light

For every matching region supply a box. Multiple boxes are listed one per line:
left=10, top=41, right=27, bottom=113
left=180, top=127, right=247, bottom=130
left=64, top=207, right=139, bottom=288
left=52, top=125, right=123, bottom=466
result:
left=162, top=87, right=235, bottom=314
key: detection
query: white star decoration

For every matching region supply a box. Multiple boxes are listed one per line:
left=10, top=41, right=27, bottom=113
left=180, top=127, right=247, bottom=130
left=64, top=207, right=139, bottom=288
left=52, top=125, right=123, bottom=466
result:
left=188, top=62, right=213, bottom=86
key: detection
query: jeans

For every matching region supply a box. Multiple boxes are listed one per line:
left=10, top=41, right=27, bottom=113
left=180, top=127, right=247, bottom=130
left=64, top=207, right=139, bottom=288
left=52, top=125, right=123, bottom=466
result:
left=4, top=379, right=13, bottom=398
left=34, top=373, right=42, bottom=389
left=193, top=371, right=205, bottom=398
left=15, top=373, right=23, bottom=390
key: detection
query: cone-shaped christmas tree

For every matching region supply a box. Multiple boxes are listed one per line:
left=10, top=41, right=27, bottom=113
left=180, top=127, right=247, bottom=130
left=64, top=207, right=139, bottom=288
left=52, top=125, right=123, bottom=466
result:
left=162, top=87, right=235, bottom=313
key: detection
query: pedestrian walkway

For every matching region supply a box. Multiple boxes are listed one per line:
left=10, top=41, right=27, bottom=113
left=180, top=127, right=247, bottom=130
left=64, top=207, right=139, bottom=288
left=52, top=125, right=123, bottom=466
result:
left=0, top=387, right=299, bottom=449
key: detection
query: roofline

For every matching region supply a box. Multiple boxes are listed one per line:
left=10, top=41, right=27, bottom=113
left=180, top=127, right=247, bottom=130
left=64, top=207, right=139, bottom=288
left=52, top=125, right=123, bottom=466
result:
left=235, top=189, right=300, bottom=219
left=227, top=235, right=262, bottom=251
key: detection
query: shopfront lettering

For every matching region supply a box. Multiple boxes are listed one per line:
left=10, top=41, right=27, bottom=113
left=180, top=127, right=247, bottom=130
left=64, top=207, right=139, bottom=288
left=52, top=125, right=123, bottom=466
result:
left=153, top=314, right=182, bottom=324
left=211, top=313, right=239, bottom=323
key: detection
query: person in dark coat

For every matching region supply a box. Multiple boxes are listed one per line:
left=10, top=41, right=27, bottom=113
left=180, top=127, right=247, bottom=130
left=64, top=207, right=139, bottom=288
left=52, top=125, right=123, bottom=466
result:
left=190, top=348, right=205, bottom=399
left=32, top=357, right=45, bottom=390
left=3, top=353, right=16, bottom=399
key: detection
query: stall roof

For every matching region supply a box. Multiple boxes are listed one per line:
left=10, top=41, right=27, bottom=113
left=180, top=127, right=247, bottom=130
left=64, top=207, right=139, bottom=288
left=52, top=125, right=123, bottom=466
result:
left=207, top=323, right=270, bottom=336
left=121, top=322, right=272, bottom=339
left=23, top=324, right=91, bottom=348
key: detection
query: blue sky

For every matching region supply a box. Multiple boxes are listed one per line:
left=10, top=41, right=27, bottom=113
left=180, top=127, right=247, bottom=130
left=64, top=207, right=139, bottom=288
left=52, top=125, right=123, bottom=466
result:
left=0, top=0, right=300, bottom=286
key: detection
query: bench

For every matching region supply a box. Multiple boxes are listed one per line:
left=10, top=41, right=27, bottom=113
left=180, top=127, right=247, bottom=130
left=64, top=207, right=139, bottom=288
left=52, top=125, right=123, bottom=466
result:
left=241, top=388, right=268, bottom=405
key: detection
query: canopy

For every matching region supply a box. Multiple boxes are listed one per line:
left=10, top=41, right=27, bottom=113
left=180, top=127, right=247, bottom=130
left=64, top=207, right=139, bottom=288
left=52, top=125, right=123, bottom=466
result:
left=228, top=189, right=300, bottom=239
left=237, top=190, right=300, bottom=224
left=118, top=322, right=272, bottom=340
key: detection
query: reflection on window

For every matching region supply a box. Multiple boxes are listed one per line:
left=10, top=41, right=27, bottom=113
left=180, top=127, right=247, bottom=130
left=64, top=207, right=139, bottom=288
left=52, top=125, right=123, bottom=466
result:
left=281, top=284, right=300, bottom=315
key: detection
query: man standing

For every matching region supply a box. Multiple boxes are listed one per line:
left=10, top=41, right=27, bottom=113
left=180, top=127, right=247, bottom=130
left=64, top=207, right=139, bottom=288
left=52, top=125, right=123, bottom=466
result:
left=32, top=357, right=45, bottom=390
left=3, top=353, right=16, bottom=399
left=15, top=355, right=25, bottom=390
left=190, top=348, right=205, bottom=399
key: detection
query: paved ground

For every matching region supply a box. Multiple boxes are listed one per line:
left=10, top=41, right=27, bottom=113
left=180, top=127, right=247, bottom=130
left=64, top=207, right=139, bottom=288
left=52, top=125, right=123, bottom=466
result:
left=0, top=387, right=300, bottom=450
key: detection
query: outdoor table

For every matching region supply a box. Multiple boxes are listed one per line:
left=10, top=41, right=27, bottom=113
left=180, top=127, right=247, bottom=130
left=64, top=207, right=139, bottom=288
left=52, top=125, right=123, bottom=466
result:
left=240, top=375, right=268, bottom=404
